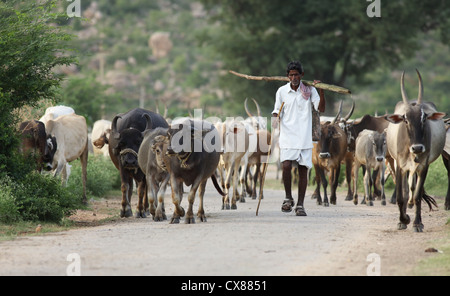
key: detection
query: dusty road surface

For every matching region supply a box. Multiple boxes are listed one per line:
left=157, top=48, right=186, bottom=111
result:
left=0, top=168, right=448, bottom=276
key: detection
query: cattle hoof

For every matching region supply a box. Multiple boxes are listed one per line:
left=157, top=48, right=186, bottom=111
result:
left=345, top=195, right=352, bottom=201
left=367, top=201, right=374, bottom=206
left=154, top=214, right=166, bottom=222
left=120, top=209, right=133, bottom=218
left=323, top=202, right=329, bottom=207
left=413, top=223, right=424, bottom=232
left=135, top=211, right=147, bottom=218
left=231, top=204, right=237, bottom=210
left=222, top=204, right=230, bottom=210
left=397, top=223, right=407, bottom=230
left=361, top=199, right=366, bottom=205
left=316, top=200, right=322, bottom=206
left=353, top=198, right=358, bottom=206
left=170, top=217, right=180, bottom=224
left=185, top=217, right=195, bottom=224
left=381, top=200, right=386, bottom=206
left=408, top=203, right=414, bottom=209
left=239, top=197, right=246, bottom=203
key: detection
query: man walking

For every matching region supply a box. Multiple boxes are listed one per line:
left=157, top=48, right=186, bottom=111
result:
left=272, top=61, right=325, bottom=216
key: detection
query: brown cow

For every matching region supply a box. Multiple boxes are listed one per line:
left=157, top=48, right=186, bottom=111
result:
left=312, top=103, right=348, bottom=206
left=19, top=120, right=56, bottom=172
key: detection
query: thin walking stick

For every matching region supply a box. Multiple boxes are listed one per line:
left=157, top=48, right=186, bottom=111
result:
left=256, top=102, right=284, bottom=216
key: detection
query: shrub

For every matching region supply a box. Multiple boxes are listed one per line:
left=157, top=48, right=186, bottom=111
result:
left=0, top=173, right=81, bottom=223
left=0, top=177, right=21, bottom=223
left=67, top=154, right=121, bottom=198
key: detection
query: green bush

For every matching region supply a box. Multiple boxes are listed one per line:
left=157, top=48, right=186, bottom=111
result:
left=0, top=173, right=81, bottom=223
left=0, top=178, right=21, bottom=223
left=67, top=154, right=121, bottom=198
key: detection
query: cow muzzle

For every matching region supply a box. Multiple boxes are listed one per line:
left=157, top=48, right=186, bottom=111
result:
left=319, top=152, right=331, bottom=159
left=410, top=144, right=425, bottom=154
left=376, top=156, right=384, bottom=162
left=120, top=148, right=139, bottom=169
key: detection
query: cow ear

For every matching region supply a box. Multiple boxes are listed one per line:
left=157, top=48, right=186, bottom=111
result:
left=385, top=114, right=404, bottom=124
left=428, top=112, right=446, bottom=121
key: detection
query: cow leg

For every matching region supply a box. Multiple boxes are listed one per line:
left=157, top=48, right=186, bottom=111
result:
left=155, top=175, right=169, bottom=221
left=312, top=164, right=322, bottom=203
left=222, top=162, right=233, bottom=210
left=380, top=165, right=386, bottom=206
left=330, top=165, right=340, bottom=205
left=135, top=178, right=147, bottom=218
left=231, top=161, right=241, bottom=209
left=80, top=144, right=88, bottom=205
left=443, top=152, right=450, bottom=211
left=251, top=163, right=261, bottom=200
left=147, top=175, right=158, bottom=219
left=120, top=173, right=133, bottom=218
left=321, top=169, right=329, bottom=207
left=396, top=170, right=410, bottom=230
left=170, top=176, right=185, bottom=224
left=363, top=167, right=373, bottom=206
left=389, top=157, right=397, bottom=204
left=407, top=173, right=416, bottom=209
left=413, top=169, right=428, bottom=232
left=197, top=180, right=207, bottom=222
left=344, top=157, right=353, bottom=201
left=185, top=181, right=201, bottom=224
left=353, top=161, right=360, bottom=205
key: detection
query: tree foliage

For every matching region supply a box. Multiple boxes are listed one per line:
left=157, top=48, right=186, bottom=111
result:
left=199, top=0, right=450, bottom=115
left=0, top=0, right=76, bottom=177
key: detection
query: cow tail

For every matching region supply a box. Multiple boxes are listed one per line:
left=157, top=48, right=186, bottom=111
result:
left=422, top=190, right=438, bottom=211
left=211, top=174, right=226, bottom=197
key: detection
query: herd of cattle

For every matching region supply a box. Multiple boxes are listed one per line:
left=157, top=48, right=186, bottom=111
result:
left=18, top=70, right=450, bottom=232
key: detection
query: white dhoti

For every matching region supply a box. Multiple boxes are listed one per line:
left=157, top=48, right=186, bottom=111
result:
left=280, top=148, right=313, bottom=169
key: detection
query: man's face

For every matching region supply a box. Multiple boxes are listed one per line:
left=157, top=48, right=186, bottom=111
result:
left=288, top=70, right=303, bottom=88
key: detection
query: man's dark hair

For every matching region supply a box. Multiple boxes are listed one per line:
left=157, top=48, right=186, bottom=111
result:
left=286, top=61, right=304, bottom=75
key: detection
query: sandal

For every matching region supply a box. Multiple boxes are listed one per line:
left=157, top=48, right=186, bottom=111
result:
left=295, top=206, right=307, bottom=216
left=281, top=199, right=294, bottom=213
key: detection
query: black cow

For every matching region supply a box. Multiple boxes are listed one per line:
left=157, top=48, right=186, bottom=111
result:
left=19, top=120, right=57, bottom=172
left=156, top=118, right=225, bottom=224
left=108, top=108, right=169, bottom=218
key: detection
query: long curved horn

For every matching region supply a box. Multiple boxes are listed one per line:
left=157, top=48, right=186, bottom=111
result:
left=111, top=115, right=121, bottom=139
left=343, top=100, right=355, bottom=122
left=416, top=69, right=423, bottom=104
left=111, top=115, right=121, bottom=132
left=142, top=113, right=152, bottom=130
left=252, top=98, right=261, bottom=117
left=244, top=98, right=254, bottom=118
left=332, top=100, right=343, bottom=125
left=400, top=71, right=409, bottom=104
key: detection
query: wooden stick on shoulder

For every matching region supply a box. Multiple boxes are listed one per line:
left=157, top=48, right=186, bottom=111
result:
left=229, top=70, right=351, bottom=95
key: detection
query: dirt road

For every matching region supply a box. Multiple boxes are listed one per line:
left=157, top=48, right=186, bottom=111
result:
left=0, top=169, right=448, bottom=276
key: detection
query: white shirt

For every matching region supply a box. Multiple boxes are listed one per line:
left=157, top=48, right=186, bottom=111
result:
left=272, top=82, right=320, bottom=150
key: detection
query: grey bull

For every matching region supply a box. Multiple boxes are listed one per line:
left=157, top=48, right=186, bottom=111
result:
left=385, top=70, right=446, bottom=232
left=353, top=130, right=387, bottom=206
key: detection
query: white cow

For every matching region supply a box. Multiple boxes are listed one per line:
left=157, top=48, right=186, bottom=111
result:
left=91, top=119, right=111, bottom=157
left=45, top=113, right=89, bottom=204
left=39, top=105, right=75, bottom=124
